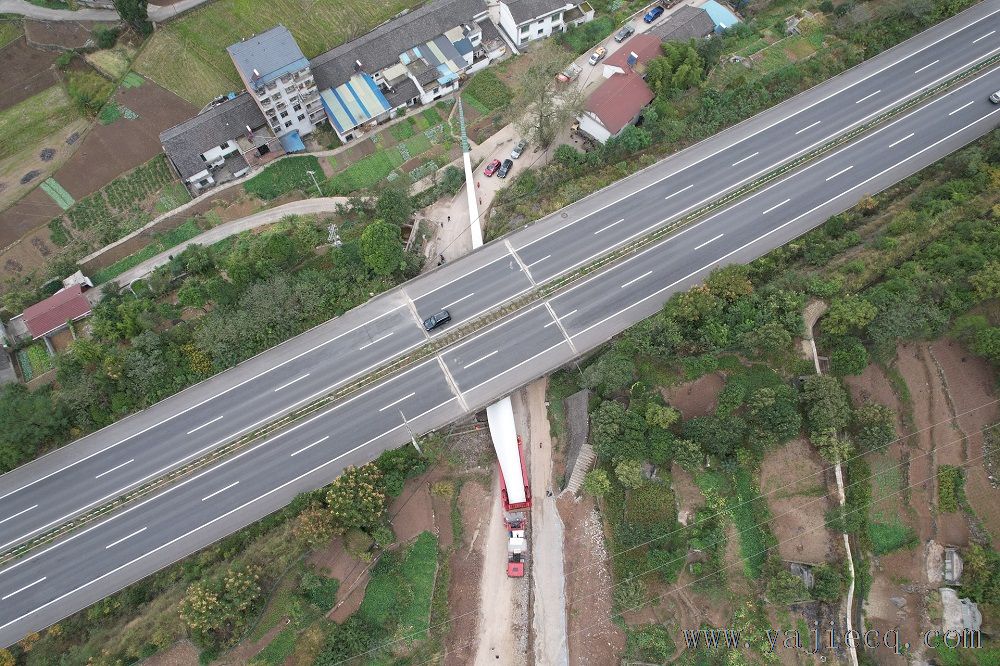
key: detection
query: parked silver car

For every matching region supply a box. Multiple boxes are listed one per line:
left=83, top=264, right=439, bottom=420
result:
left=510, top=140, right=528, bottom=159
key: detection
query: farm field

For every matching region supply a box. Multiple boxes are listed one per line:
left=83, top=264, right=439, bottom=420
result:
left=0, top=36, right=59, bottom=112
left=0, top=15, right=22, bottom=49
left=133, top=0, right=428, bottom=107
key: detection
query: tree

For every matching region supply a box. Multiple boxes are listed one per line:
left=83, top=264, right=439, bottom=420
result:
left=767, top=570, right=808, bottom=604
left=514, top=42, right=584, bottom=149
left=812, top=429, right=854, bottom=463
left=971, top=260, right=1000, bottom=300
left=830, top=338, right=868, bottom=376
left=438, top=165, right=464, bottom=195
left=359, top=220, right=404, bottom=276
left=961, top=544, right=1000, bottom=605
left=590, top=400, right=648, bottom=461
left=743, top=319, right=793, bottom=355
left=671, top=438, right=702, bottom=470
left=853, top=403, right=896, bottom=452
left=799, top=375, right=852, bottom=435
left=292, top=507, right=335, bottom=547
left=645, top=42, right=704, bottom=96
left=684, top=414, right=746, bottom=459
left=615, top=459, right=645, bottom=489
left=0, top=384, right=70, bottom=473
left=582, top=350, right=635, bottom=397
left=582, top=469, right=611, bottom=497
left=325, top=464, right=386, bottom=533
left=811, top=564, right=844, bottom=602
left=823, top=294, right=877, bottom=335
left=374, top=188, right=413, bottom=227
left=0, top=648, right=14, bottom=666
left=606, top=125, right=651, bottom=155
left=111, top=0, right=151, bottom=34
left=180, top=243, right=215, bottom=275
left=746, top=386, right=802, bottom=448
left=645, top=403, right=680, bottom=430
left=179, top=565, right=262, bottom=648
left=972, top=327, right=1000, bottom=364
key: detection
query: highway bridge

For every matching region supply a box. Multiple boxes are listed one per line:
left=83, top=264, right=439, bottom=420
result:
left=0, top=1, right=998, bottom=645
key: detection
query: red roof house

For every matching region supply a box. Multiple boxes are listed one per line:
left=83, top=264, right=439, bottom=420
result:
left=21, top=284, right=92, bottom=339
left=578, top=34, right=661, bottom=144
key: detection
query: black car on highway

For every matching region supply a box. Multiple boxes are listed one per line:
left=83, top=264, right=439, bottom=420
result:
left=423, top=309, right=452, bottom=331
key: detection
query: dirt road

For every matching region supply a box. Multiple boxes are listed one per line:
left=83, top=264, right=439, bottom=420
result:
left=513, top=380, right=569, bottom=666
left=473, top=473, right=528, bottom=666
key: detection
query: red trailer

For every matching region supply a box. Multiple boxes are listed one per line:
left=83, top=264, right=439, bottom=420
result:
left=487, top=398, right=532, bottom=578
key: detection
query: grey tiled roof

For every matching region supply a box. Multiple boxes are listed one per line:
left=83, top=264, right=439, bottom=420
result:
left=310, top=0, right=486, bottom=90
left=503, top=0, right=571, bottom=25
left=385, top=77, right=420, bottom=106
left=476, top=16, right=502, bottom=45
left=160, top=94, right=267, bottom=179
left=227, top=25, right=308, bottom=87
left=650, top=6, right=714, bottom=41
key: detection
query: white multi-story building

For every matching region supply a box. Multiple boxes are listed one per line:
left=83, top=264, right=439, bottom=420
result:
left=495, top=0, right=594, bottom=48
left=227, top=26, right=324, bottom=139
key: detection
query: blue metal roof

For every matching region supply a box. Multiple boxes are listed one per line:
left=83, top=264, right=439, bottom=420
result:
left=700, top=0, right=741, bottom=30
left=279, top=130, right=305, bottom=153
left=320, top=72, right=392, bottom=135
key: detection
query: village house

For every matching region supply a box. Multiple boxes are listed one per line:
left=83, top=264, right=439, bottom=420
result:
left=493, top=0, right=595, bottom=48
left=576, top=33, right=661, bottom=144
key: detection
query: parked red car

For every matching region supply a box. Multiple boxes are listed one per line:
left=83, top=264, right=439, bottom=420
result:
left=484, top=159, right=502, bottom=176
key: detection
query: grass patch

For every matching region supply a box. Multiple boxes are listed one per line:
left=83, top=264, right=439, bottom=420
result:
left=730, top=468, right=771, bottom=579
left=90, top=218, right=203, bottom=284
left=133, top=0, right=427, bottom=107
left=357, top=531, right=439, bottom=643
left=254, top=625, right=298, bottom=665
left=98, top=102, right=122, bottom=125
left=121, top=72, right=144, bottom=88
left=48, top=219, right=70, bottom=246
left=17, top=342, right=53, bottom=381
left=546, top=369, right=579, bottom=441
left=243, top=155, right=322, bottom=200
left=461, top=70, right=511, bottom=113
left=937, top=465, right=964, bottom=513
left=557, top=15, right=615, bottom=54
left=0, top=85, right=79, bottom=161
left=154, top=181, right=192, bottom=213
left=0, top=14, right=22, bottom=48
left=390, top=119, right=416, bottom=141
left=402, top=133, right=432, bottom=158
left=869, top=518, right=918, bottom=555
left=326, top=151, right=399, bottom=194
left=85, top=46, right=135, bottom=79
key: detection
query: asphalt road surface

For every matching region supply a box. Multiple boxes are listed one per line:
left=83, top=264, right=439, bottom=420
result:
left=0, top=0, right=998, bottom=645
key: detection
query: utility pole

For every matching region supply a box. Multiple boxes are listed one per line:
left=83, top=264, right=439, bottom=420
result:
left=399, top=409, right=423, bottom=455
left=305, top=169, right=322, bottom=196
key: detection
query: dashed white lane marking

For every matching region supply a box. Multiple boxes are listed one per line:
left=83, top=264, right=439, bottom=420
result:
left=463, top=350, right=499, bottom=370
left=664, top=184, right=694, bottom=200
left=273, top=373, right=310, bottom=392
left=94, top=459, right=134, bottom=480
left=0, top=505, right=38, bottom=526
left=948, top=101, right=974, bottom=116
left=186, top=416, right=223, bottom=435
left=2, top=577, right=46, bottom=601
left=972, top=29, right=996, bottom=43
left=105, top=527, right=147, bottom=550
left=694, top=233, right=724, bottom=250
left=593, top=219, right=624, bottom=235
left=378, top=392, right=416, bottom=412
left=620, top=271, right=652, bottom=289
left=855, top=89, right=881, bottom=104
left=795, top=120, right=821, bottom=135
left=358, top=332, right=394, bottom=351
left=825, top=165, right=854, bottom=181
left=201, top=482, right=239, bottom=502
left=888, top=132, right=915, bottom=148
left=731, top=151, right=759, bottom=167
left=914, top=59, right=939, bottom=74
left=762, top=199, right=791, bottom=215
left=290, top=436, right=330, bottom=458
left=440, top=293, right=475, bottom=310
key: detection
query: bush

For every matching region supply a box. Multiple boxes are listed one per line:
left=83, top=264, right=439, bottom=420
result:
left=829, top=338, right=868, bottom=376
left=936, top=465, right=963, bottom=513
left=300, top=572, right=339, bottom=612
left=557, top=16, right=615, bottom=53
left=811, top=564, right=844, bottom=602
left=65, top=70, right=114, bottom=116
left=767, top=570, right=808, bottom=604
left=582, top=469, right=611, bottom=497
left=93, top=25, right=119, bottom=49
left=625, top=624, right=675, bottom=663
left=869, top=520, right=917, bottom=555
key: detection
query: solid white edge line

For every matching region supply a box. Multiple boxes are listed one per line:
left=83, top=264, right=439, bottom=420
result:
left=0, top=333, right=433, bottom=553
left=201, top=481, right=239, bottom=502
left=0, top=397, right=459, bottom=631
left=948, top=100, right=975, bottom=115
left=762, top=198, right=791, bottom=215
left=273, top=373, right=310, bottom=393
left=105, top=527, right=147, bottom=550
left=0, top=304, right=410, bottom=503
left=567, top=107, right=1000, bottom=342
left=514, top=7, right=1000, bottom=253
left=378, top=392, right=416, bottom=412
left=620, top=271, right=653, bottom=289
left=0, top=505, right=38, bottom=526
left=593, top=219, right=625, bottom=235
left=289, top=436, right=330, bottom=458
left=889, top=132, right=916, bottom=148
left=914, top=59, right=939, bottom=74
left=463, top=350, right=499, bottom=370
left=664, top=184, right=694, bottom=200
left=855, top=89, right=882, bottom=104
left=972, top=29, right=996, bottom=43
left=94, top=458, right=135, bottom=480
left=186, top=416, right=223, bottom=435
left=0, top=358, right=443, bottom=564
left=825, top=165, right=855, bottom=181
left=730, top=151, right=759, bottom=167
left=794, top=120, right=822, bottom=135
left=694, top=233, right=724, bottom=250
left=1, top=577, right=45, bottom=601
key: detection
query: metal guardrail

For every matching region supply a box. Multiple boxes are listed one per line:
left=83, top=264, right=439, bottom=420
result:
left=3, top=52, right=997, bottom=567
